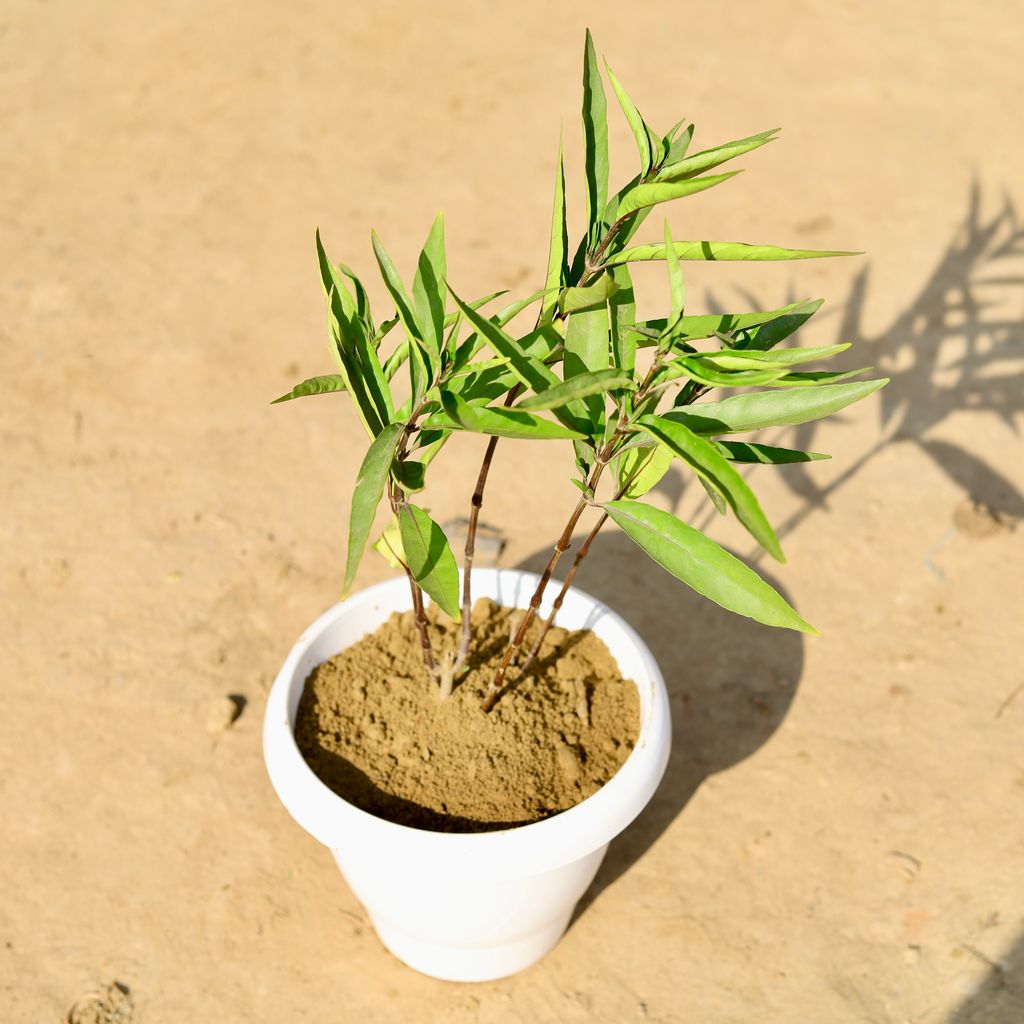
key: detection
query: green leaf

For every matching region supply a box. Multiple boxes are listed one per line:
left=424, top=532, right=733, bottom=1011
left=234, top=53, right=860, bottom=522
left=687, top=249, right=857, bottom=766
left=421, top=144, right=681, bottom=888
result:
left=609, top=264, right=637, bottom=374
left=671, top=359, right=789, bottom=388
left=272, top=374, right=347, bottom=404
left=565, top=304, right=610, bottom=429
left=317, top=234, right=391, bottom=432
left=517, top=368, right=634, bottom=411
left=605, top=61, right=658, bottom=176
left=373, top=514, right=405, bottom=569
left=602, top=499, right=815, bottom=633
left=617, top=172, right=741, bottom=217
left=382, top=339, right=410, bottom=381
left=664, top=220, right=685, bottom=325
left=667, top=378, right=889, bottom=434
left=605, top=240, right=858, bottom=267
left=541, top=138, right=568, bottom=324
left=742, top=300, right=825, bottom=351
left=694, top=343, right=851, bottom=370
left=655, top=128, right=780, bottom=182
left=424, top=391, right=586, bottom=440
left=325, top=304, right=384, bottom=438
left=398, top=504, right=461, bottom=621
left=664, top=120, right=693, bottom=163
left=371, top=231, right=429, bottom=401
left=448, top=287, right=558, bottom=393
left=411, top=213, right=446, bottom=369
left=344, top=422, right=405, bottom=594
left=559, top=274, right=619, bottom=314
left=637, top=415, right=784, bottom=561
left=617, top=442, right=674, bottom=498
left=699, top=475, right=728, bottom=515
left=770, top=367, right=871, bottom=387
left=715, top=441, right=830, bottom=464
left=582, top=29, right=609, bottom=247
left=631, top=299, right=824, bottom=344
left=392, top=460, right=426, bottom=492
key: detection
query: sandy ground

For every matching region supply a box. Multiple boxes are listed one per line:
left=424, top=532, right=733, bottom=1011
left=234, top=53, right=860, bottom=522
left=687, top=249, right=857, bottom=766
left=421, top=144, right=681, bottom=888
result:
left=3, top=1, right=1023, bottom=1021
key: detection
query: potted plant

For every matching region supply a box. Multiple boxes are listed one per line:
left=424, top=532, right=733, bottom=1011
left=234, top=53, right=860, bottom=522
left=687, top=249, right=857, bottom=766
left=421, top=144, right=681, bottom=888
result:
left=263, top=31, right=887, bottom=982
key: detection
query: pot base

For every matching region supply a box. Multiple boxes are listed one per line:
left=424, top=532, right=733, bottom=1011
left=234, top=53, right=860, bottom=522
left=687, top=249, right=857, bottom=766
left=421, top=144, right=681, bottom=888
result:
left=371, top=911, right=572, bottom=983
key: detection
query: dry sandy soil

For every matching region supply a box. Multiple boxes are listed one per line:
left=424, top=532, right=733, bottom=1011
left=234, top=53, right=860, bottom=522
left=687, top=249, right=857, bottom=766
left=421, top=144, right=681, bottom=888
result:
left=3, top=1, right=1023, bottom=1021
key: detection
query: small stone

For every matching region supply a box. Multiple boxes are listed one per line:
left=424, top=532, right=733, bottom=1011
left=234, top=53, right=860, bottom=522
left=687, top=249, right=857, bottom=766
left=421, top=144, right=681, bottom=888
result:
left=204, top=695, right=244, bottom=734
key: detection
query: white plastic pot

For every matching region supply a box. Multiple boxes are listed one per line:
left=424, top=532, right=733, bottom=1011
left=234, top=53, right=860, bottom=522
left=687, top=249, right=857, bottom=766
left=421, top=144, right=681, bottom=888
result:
left=263, top=567, right=670, bottom=982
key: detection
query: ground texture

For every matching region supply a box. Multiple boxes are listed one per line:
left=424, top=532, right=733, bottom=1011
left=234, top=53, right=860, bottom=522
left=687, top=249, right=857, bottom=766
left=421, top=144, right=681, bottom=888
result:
left=2, top=1, right=1023, bottom=1021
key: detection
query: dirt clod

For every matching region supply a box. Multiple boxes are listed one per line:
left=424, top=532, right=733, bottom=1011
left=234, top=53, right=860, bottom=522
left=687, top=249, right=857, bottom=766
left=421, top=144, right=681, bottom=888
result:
left=294, top=599, right=640, bottom=832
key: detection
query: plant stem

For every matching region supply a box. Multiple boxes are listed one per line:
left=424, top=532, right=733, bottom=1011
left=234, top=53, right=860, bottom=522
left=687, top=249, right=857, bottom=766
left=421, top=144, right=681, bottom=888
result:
left=482, top=455, right=609, bottom=712
left=453, top=386, right=521, bottom=676
left=405, top=568, right=438, bottom=677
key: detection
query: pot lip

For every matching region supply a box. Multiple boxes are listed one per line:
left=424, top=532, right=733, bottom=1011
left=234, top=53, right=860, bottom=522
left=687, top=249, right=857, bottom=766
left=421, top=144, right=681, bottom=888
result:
left=263, top=567, right=671, bottom=875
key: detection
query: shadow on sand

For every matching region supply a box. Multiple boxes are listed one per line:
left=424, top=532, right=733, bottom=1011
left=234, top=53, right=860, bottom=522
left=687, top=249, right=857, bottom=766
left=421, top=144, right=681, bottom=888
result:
left=517, top=531, right=804, bottom=925
left=516, top=184, right=1023, bottom=928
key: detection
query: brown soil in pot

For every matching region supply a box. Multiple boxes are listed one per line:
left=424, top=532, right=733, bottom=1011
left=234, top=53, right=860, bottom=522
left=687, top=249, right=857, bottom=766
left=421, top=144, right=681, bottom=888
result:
left=293, top=598, right=641, bottom=832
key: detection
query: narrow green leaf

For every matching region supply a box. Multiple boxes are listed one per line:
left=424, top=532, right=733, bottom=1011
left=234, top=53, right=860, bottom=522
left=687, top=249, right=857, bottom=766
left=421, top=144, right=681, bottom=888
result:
left=605, top=61, right=653, bottom=175
left=317, top=234, right=391, bottom=430
left=609, top=264, right=637, bottom=375
left=664, top=121, right=693, bottom=163
left=699, top=475, right=728, bottom=515
left=448, top=287, right=559, bottom=394
left=617, top=442, right=674, bottom=498
left=770, top=367, right=870, bottom=387
left=618, top=172, right=741, bottom=217
left=344, top=422, right=405, bottom=594
left=272, top=374, right=347, bottom=404
left=411, top=213, right=446, bottom=368
left=694, top=343, right=851, bottom=370
left=541, top=138, right=568, bottom=324
left=582, top=29, right=609, bottom=247
left=664, top=220, right=685, bottom=325
left=672, top=359, right=788, bottom=388
left=423, top=391, right=586, bottom=440
left=398, top=504, right=461, bottom=621
left=637, top=415, right=784, bottom=561
left=655, top=128, right=780, bottom=182
left=631, top=299, right=824, bottom=344
left=392, top=460, right=426, bottom=492
left=602, top=499, right=815, bottom=633
left=564, top=304, right=610, bottom=429
left=382, top=339, right=410, bottom=381
left=559, top=274, right=619, bottom=314
left=605, top=240, right=858, bottom=267
left=517, top=368, right=634, bottom=411
left=715, top=441, right=830, bottom=464
left=325, top=306, right=383, bottom=438
left=667, top=378, right=890, bottom=434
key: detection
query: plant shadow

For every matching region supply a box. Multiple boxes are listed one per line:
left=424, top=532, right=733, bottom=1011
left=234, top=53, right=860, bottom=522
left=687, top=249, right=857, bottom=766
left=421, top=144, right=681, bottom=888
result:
left=516, top=531, right=805, bottom=926
left=944, top=930, right=1024, bottom=1023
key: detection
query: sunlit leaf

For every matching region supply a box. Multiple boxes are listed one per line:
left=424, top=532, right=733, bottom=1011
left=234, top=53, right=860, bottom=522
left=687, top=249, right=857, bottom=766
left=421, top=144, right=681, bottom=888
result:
left=582, top=29, right=609, bottom=247
left=617, top=172, right=740, bottom=217
left=637, top=415, right=784, bottom=561
left=602, top=499, right=815, bottom=632
left=605, top=240, right=858, bottom=267
left=398, top=504, right=461, bottom=621
left=666, top=378, right=889, bottom=434
left=344, top=422, right=404, bottom=594
left=272, top=374, right=347, bottom=404
left=517, top=368, right=634, bottom=411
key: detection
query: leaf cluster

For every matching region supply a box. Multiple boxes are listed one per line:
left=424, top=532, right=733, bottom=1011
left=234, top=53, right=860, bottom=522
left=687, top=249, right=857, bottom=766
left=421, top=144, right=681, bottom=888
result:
left=275, top=30, right=887, bottom=638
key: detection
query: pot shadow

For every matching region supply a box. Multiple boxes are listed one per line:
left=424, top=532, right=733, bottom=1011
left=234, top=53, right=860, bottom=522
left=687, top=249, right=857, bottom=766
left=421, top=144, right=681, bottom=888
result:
left=515, top=531, right=805, bottom=926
